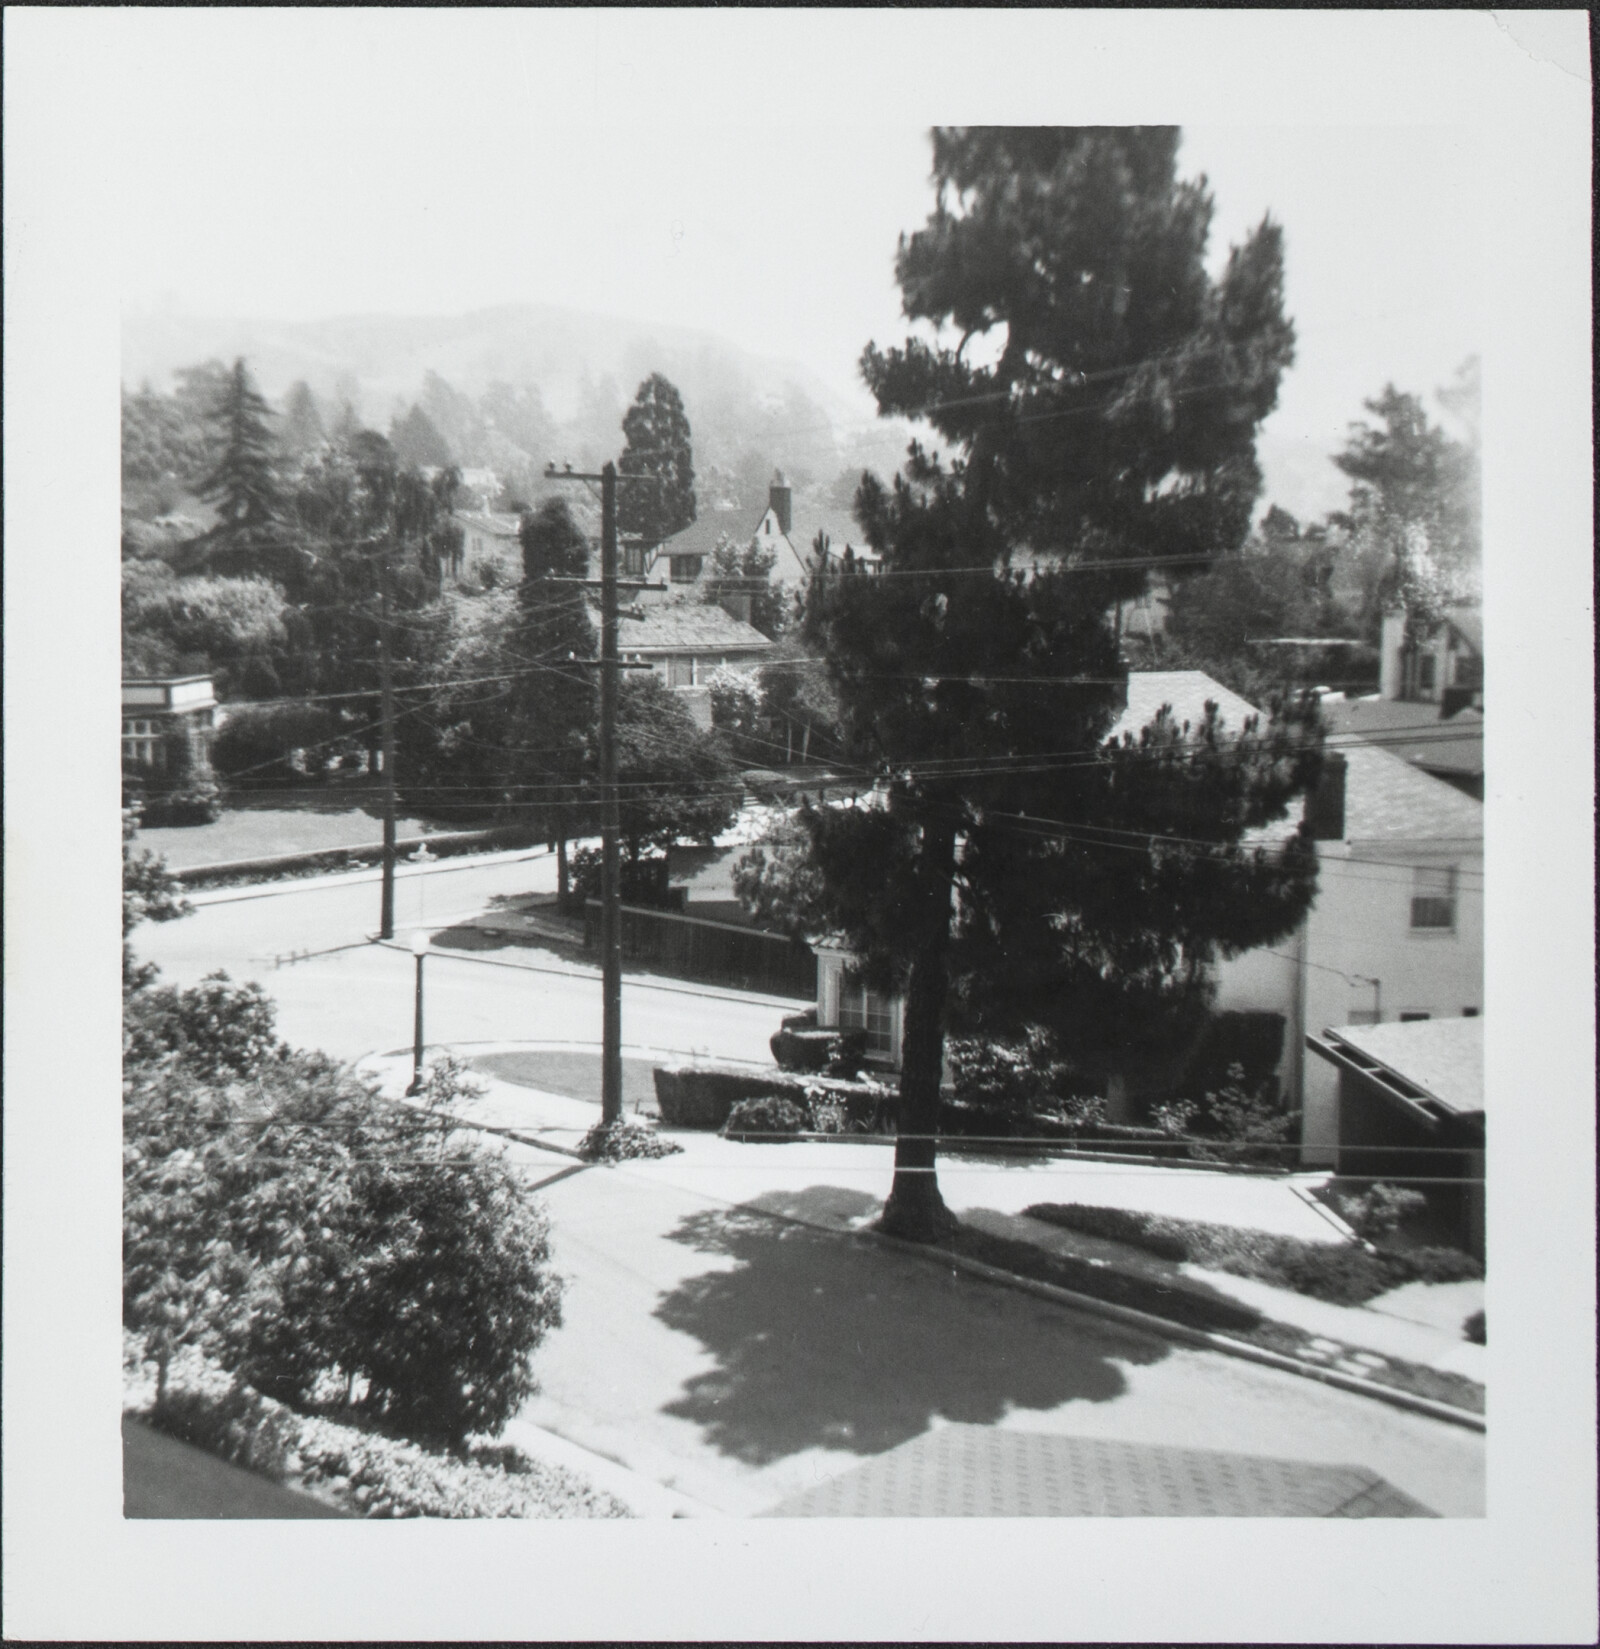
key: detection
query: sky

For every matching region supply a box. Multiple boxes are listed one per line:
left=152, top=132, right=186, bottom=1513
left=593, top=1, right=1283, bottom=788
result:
left=113, top=14, right=1488, bottom=521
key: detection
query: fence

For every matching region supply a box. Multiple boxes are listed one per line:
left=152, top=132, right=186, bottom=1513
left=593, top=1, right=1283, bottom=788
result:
left=584, top=901, right=817, bottom=999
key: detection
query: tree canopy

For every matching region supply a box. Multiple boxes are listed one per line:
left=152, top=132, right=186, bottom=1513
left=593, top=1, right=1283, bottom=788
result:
left=791, top=126, right=1320, bottom=1240
left=614, top=676, right=739, bottom=862
left=618, top=373, right=696, bottom=549
left=196, top=358, right=284, bottom=573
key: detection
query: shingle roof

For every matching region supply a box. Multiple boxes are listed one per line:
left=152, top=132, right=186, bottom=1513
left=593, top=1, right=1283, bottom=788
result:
left=609, top=600, right=775, bottom=654
left=1320, top=696, right=1483, bottom=778
left=1323, top=1016, right=1483, bottom=1119
left=1120, top=672, right=1482, bottom=847
left=653, top=507, right=763, bottom=561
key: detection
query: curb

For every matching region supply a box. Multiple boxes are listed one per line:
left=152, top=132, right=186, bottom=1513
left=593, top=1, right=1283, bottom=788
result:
left=496, top=1419, right=718, bottom=1520
left=867, top=1229, right=1486, bottom=1433
left=184, top=845, right=549, bottom=905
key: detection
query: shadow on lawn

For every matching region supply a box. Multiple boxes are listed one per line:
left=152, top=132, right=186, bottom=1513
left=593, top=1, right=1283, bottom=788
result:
left=651, top=1187, right=1171, bottom=1467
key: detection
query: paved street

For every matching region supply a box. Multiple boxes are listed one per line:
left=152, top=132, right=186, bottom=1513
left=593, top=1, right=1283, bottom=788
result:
left=135, top=850, right=800, bottom=1067
left=510, top=1154, right=1485, bottom=1517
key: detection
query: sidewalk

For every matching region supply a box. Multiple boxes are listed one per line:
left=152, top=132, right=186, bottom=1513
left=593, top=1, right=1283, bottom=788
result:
left=363, top=1045, right=1484, bottom=1385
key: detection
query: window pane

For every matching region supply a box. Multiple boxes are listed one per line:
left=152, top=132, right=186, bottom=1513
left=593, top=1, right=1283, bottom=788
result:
left=1411, top=865, right=1456, bottom=929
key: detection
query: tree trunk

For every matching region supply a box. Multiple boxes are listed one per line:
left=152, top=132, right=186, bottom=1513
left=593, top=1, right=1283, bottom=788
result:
left=878, top=820, right=958, bottom=1242
left=556, top=836, right=569, bottom=900
left=801, top=721, right=812, bottom=764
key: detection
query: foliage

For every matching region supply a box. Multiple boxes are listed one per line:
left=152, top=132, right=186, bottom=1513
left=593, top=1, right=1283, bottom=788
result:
left=578, top=1120, right=684, bottom=1162
left=947, top=1030, right=1077, bottom=1112
left=212, top=699, right=351, bottom=786
left=796, top=128, right=1315, bottom=1240
left=1332, top=1182, right=1430, bottom=1240
left=1331, top=367, right=1481, bottom=632
left=770, top=1024, right=868, bottom=1079
left=123, top=1043, right=565, bottom=1448
left=613, top=676, right=740, bottom=860
left=122, top=810, right=192, bottom=987
left=733, top=812, right=832, bottom=939
left=277, top=381, right=326, bottom=461
left=1151, top=1063, right=1299, bottom=1167
left=124, top=971, right=288, bottom=1080
left=1463, top=1308, right=1485, bottom=1345
left=566, top=846, right=670, bottom=907
left=390, top=404, right=454, bottom=470
left=701, top=532, right=788, bottom=637
left=618, top=372, right=697, bottom=549
left=125, top=1338, right=628, bottom=1517
left=121, top=560, right=291, bottom=699
left=722, top=1095, right=810, bottom=1142
left=706, top=665, right=764, bottom=758
left=755, top=647, right=844, bottom=766
left=196, top=358, right=284, bottom=573
left=1023, top=1202, right=1482, bottom=1306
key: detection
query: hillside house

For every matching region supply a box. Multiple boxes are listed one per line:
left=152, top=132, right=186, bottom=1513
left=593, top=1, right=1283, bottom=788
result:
left=452, top=510, right=523, bottom=587
left=608, top=601, right=775, bottom=729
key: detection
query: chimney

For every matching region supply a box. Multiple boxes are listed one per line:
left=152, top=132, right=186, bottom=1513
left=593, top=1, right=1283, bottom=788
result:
left=1304, top=752, right=1347, bottom=841
left=768, top=471, right=792, bottom=536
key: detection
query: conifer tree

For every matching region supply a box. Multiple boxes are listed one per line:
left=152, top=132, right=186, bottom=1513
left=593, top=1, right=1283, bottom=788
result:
left=799, top=127, right=1322, bottom=1239
left=618, top=373, right=696, bottom=551
left=197, top=358, right=283, bottom=574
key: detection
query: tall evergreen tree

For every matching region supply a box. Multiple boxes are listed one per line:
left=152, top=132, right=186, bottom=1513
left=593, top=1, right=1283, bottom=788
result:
left=797, top=127, right=1321, bottom=1240
left=390, top=403, right=455, bottom=470
left=618, top=373, right=696, bottom=550
left=278, top=381, right=326, bottom=462
left=197, top=358, right=283, bottom=575
left=511, top=499, right=599, bottom=894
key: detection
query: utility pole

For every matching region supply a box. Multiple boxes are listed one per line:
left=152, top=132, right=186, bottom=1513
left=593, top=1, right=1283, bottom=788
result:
left=378, top=565, right=397, bottom=940
left=545, top=461, right=662, bottom=1124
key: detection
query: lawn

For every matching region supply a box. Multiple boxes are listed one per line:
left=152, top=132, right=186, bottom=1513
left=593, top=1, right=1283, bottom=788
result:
left=140, top=802, right=447, bottom=870
left=470, top=1049, right=662, bottom=1115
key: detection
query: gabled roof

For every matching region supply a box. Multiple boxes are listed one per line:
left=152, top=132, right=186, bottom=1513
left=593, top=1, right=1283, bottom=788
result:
left=1313, top=1016, right=1483, bottom=1120
left=1441, top=605, right=1483, bottom=654
left=653, top=507, right=763, bottom=561
left=1320, top=696, right=1484, bottom=779
left=608, top=600, right=775, bottom=655
left=1121, top=671, right=1482, bottom=848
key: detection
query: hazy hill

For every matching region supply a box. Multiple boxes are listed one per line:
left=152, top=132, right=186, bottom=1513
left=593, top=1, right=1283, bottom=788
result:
left=121, top=303, right=909, bottom=499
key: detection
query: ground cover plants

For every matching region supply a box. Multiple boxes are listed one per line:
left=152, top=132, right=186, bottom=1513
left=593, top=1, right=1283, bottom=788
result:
left=1022, top=1200, right=1482, bottom=1307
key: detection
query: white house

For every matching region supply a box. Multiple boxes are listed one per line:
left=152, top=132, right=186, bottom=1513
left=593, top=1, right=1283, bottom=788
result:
left=607, top=600, right=775, bottom=729
left=451, top=510, right=523, bottom=587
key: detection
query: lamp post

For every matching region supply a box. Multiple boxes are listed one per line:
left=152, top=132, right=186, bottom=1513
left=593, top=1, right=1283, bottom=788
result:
left=405, top=929, right=429, bottom=1096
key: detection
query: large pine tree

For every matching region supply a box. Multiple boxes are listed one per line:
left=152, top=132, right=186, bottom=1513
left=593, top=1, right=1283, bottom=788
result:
left=800, top=127, right=1322, bottom=1240
left=617, top=373, right=696, bottom=552
left=197, top=358, right=283, bottom=575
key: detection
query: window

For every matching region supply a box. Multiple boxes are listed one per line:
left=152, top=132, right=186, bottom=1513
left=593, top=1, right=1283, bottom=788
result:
left=1463, top=1007, right=1480, bottom=1018
left=670, top=555, right=703, bottom=583
left=1399, top=1011, right=1432, bottom=1023
left=1410, top=865, right=1457, bottom=930
left=1347, top=1009, right=1381, bottom=1026
left=839, top=981, right=895, bottom=1057
left=623, top=545, right=645, bottom=576
left=1417, top=653, right=1436, bottom=692
left=668, top=655, right=694, bottom=688
left=1453, top=653, right=1482, bottom=689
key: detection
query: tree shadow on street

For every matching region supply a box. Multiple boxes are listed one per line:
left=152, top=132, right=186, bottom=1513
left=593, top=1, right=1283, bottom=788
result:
left=651, top=1187, right=1172, bottom=1468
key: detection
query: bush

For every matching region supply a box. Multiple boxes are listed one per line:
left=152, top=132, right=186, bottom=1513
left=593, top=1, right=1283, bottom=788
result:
left=770, top=1024, right=868, bottom=1078
left=1334, top=1182, right=1430, bottom=1239
left=653, top=1063, right=801, bottom=1129
left=1464, top=1308, right=1485, bottom=1345
left=124, top=1039, right=566, bottom=1448
left=948, top=1030, right=1077, bottom=1112
left=1154, top=1062, right=1300, bottom=1167
left=578, top=1120, right=683, bottom=1162
left=1023, top=1201, right=1483, bottom=1307
left=566, top=846, right=672, bottom=908
left=212, top=700, right=351, bottom=787
left=723, top=1096, right=809, bottom=1142
left=123, top=970, right=287, bottom=1080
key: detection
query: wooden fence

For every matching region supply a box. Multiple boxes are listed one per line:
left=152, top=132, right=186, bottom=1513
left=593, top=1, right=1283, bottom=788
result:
left=584, top=901, right=816, bottom=999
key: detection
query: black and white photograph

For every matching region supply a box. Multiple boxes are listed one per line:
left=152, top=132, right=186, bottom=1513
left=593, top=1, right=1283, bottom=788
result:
left=4, top=8, right=1594, bottom=1643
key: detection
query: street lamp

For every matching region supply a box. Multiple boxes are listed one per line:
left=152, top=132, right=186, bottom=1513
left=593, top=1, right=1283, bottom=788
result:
left=405, top=929, right=429, bottom=1096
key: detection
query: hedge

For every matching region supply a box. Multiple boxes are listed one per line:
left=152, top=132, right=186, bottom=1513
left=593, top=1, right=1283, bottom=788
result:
left=654, top=1063, right=895, bottom=1133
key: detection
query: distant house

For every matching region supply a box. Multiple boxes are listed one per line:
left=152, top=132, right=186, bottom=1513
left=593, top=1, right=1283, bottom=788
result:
left=451, top=510, right=523, bottom=587
left=608, top=600, right=775, bottom=729
left=1307, top=1015, right=1484, bottom=1258
left=809, top=669, right=1482, bottom=1170
left=122, top=674, right=218, bottom=785
left=642, top=473, right=874, bottom=595
left=1379, top=604, right=1482, bottom=710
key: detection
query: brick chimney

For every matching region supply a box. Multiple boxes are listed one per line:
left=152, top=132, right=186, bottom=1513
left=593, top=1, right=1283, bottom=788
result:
left=768, top=471, right=792, bottom=535
left=1304, top=752, right=1347, bottom=841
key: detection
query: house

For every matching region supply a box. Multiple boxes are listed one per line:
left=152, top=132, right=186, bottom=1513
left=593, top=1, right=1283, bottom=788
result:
left=451, top=510, right=523, bottom=587
left=609, top=600, right=775, bottom=729
left=641, top=474, right=874, bottom=595
left=1379, top=604, right=1482, bottom=710
left=811, top=670, right=1483, bottom=1166
left=122, top=674, right=218, bottom=784
left=1306, top=1015, right=1484, bottom=1259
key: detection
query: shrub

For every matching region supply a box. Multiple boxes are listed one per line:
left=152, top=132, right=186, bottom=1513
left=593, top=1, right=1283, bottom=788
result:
left=212, top=700, right=350, bottom=787
left=1023, top=1202, right=1483, bottom=1307
left=1334, top=1182, right=1430, bottom=1239
left=567, top=846, right=671, bottom=908
left=578, top=1120, right=683, bottom=1162
left=723, top=1096, right=809, bottom=1142
left=1464, top=1308, right=1485, bottom=1345
left=948, top=1029, right=1076, bottom=1112
left=124, top=1043, right=566, bottom=1448
left=770, top=1024, right=868, bottom=1078
left=123, top=970, right=288, bottom=1081
left=653, top=1063, right=800, bottom=1129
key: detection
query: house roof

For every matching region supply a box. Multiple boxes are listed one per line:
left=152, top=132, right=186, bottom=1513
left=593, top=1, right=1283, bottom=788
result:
left=1320, top=696, right=1484, bottom=779
left=609, top=600, right=775, bottom=655
left=1121, top=671, right=1483, bottom=848
left=654, top=507, right=763, bottom=561
left=1315, top=1016, right=1484, bottom=1120
left=1442, top=605, right=1483, bottom=653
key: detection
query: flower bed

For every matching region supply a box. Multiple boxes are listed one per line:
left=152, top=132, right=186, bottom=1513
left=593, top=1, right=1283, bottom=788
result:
left=123, top=1337, right=629, bottom=1520
left=1023, top=1202, right=1482, bottom=1307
